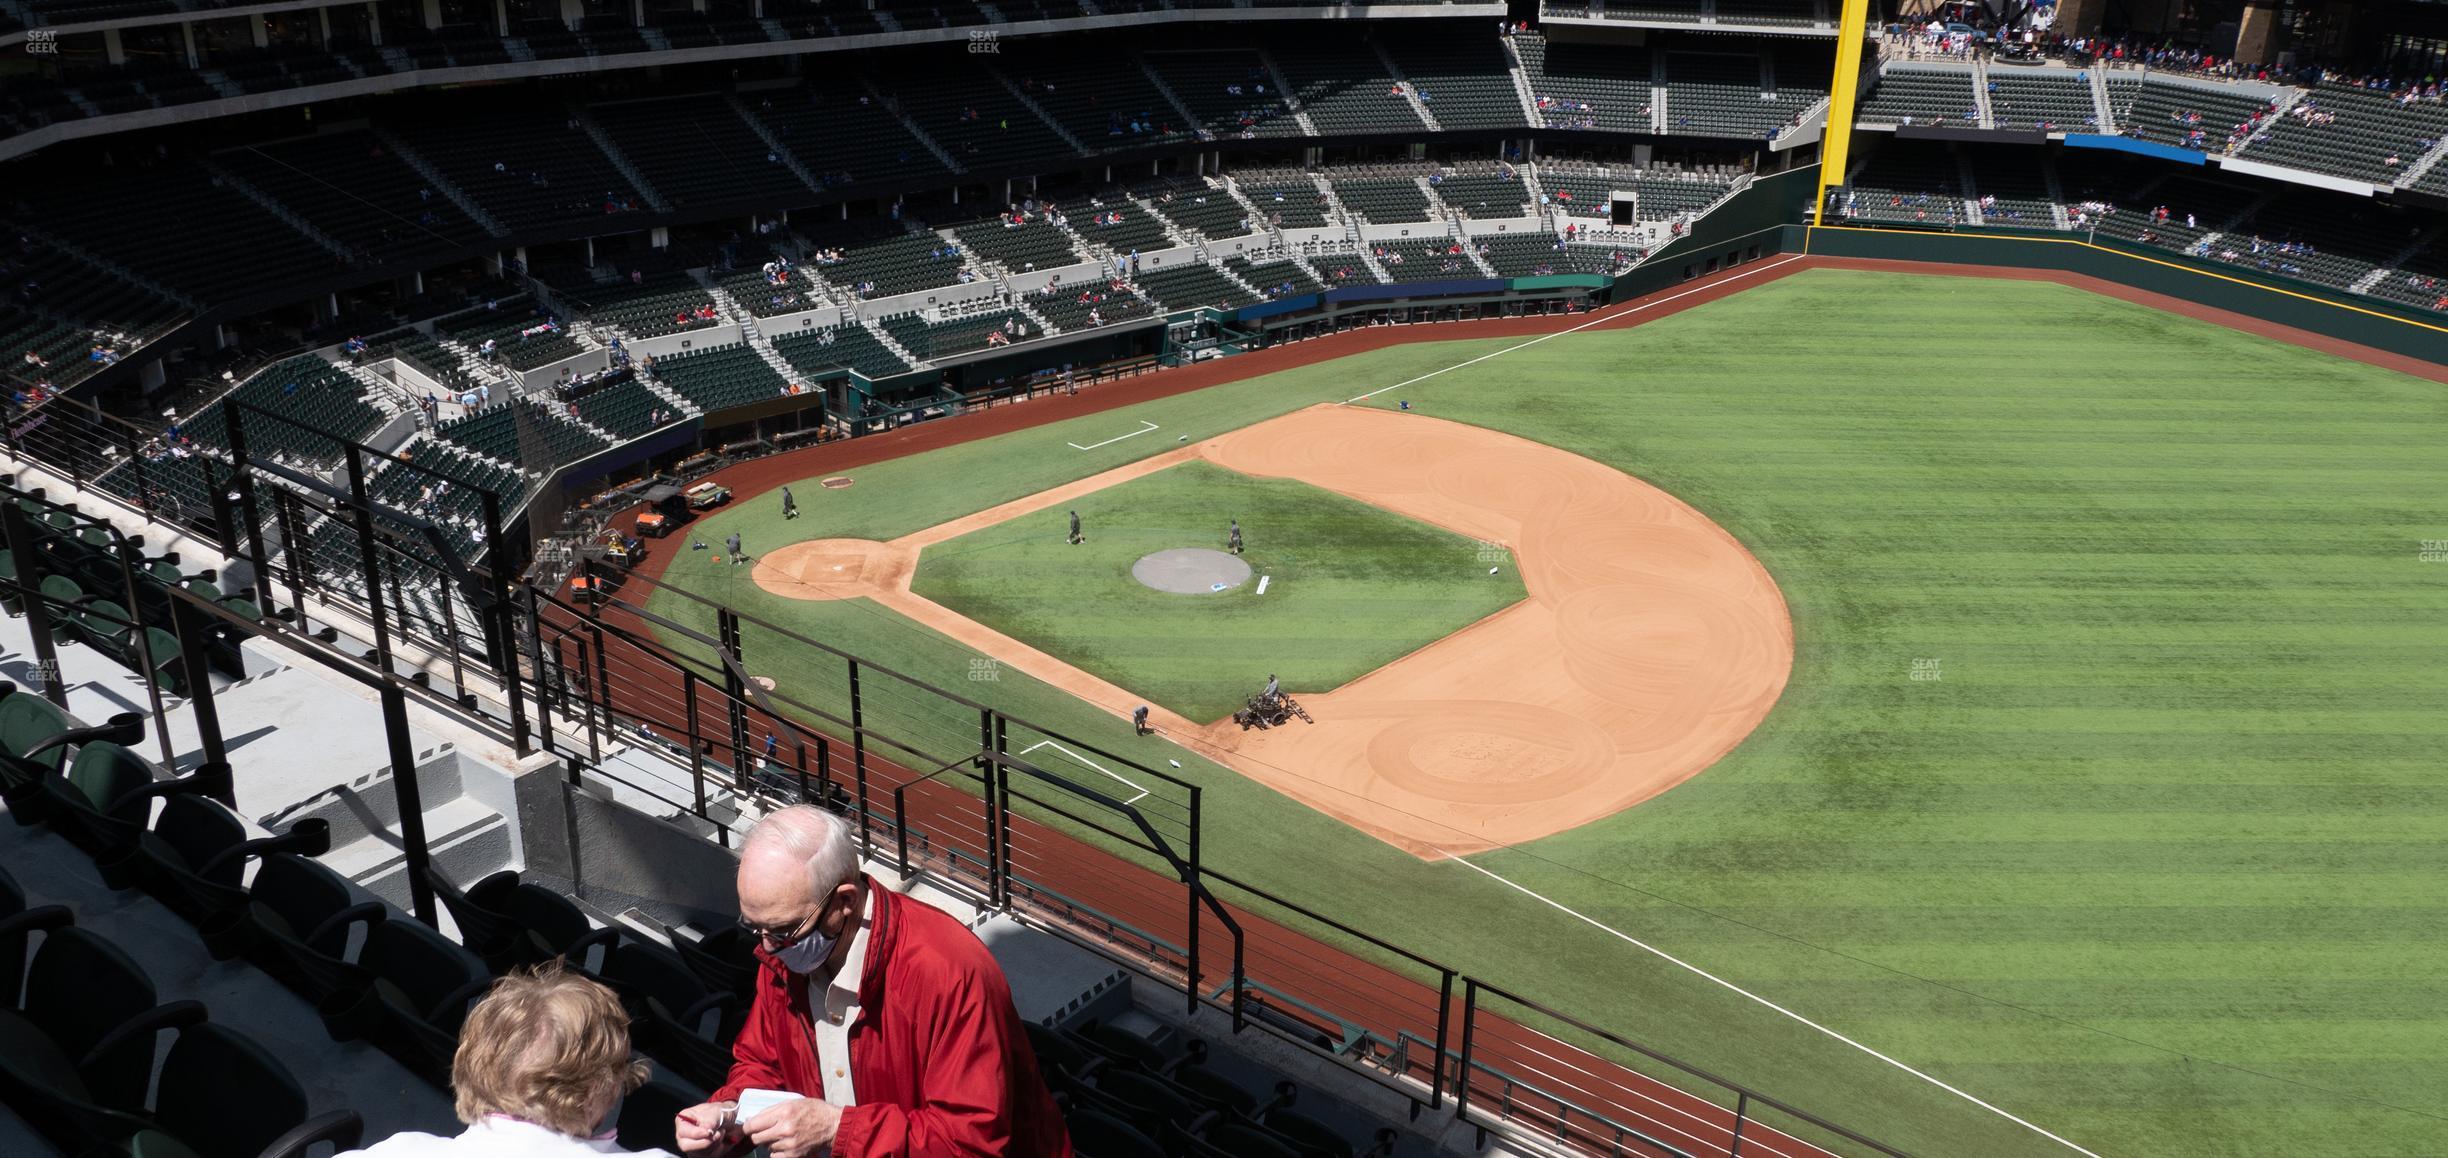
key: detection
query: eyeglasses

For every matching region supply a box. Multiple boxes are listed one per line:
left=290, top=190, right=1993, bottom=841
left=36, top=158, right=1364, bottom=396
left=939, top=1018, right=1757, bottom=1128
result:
left=738, top=908, right=819, bottom=950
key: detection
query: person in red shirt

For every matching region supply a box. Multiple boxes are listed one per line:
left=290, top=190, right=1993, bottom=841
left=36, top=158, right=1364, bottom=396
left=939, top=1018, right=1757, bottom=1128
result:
left=673, top=806, right=1071, bottom=1158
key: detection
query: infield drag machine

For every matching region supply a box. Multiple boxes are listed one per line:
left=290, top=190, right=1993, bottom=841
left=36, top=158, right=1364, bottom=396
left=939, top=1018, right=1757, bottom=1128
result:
left=1233, top=688, right=1313, bottom=731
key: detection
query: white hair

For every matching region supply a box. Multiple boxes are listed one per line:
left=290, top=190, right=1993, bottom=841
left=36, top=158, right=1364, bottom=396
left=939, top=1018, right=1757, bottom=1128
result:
left=742, top=805, right=860, bottom=900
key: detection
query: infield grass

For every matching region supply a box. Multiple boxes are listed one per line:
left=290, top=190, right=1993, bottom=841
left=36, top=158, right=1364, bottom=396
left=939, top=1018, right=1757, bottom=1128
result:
left=907, top=460, right=1526, bottom=721
left=653, top=268, right=2448, bottom=1158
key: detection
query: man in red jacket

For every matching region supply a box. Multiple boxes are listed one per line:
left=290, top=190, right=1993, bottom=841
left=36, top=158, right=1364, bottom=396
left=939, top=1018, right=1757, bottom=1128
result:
left=673, top=806, right=1072, bottom=1158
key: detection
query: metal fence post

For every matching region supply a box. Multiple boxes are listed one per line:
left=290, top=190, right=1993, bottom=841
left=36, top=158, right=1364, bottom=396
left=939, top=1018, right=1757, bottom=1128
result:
left=848, top=656, right=869, bottom=854
left=685, top=671, right=706, bottom=821
left=1730, top=1091, right=1750, bottom=1157
left=521, top=586, right=549, bottom=746
left=341, top=445, right=394, bottom=675
left=168, top=595, right=226, bottom=784
left=978, top=708, right=1001, bottom=906
left=1453, top=980, right=1482, bottom=1119
left=1430, top=970, right=1455, bottom=1109
left=380, top=682, right=439, bottom=927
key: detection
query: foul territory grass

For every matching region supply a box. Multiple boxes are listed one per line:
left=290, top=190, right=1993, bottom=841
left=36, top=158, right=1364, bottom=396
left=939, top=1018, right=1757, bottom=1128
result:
left=654, top=268, right=2448, bottom=1158
left=907, top=460, right=1525, bottom=721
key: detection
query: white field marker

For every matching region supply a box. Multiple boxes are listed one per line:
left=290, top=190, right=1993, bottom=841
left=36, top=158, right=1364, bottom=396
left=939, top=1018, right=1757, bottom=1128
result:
left=1018, top=739, right=1150, bottom=805
left=1256, top=575, right=1271, bottom=595
left=1067, top=420, right=1160, bottom=451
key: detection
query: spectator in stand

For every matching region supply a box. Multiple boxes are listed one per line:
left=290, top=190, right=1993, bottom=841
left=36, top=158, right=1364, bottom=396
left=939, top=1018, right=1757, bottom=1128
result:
left=672, top=806, right=1071, bottom=1158
left=333, top=962, right=670, bottom=1158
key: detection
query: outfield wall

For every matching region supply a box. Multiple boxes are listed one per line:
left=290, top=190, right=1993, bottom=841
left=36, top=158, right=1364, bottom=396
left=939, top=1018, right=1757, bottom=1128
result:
left=1790, top=224, right=2448, bottom=367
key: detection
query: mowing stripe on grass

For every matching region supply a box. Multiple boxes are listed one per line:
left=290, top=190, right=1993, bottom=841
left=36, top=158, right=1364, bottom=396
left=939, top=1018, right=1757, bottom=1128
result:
left=1440, top=853, right=2106, bottom=1158
left=1340, top=253, right=1808, bottom=405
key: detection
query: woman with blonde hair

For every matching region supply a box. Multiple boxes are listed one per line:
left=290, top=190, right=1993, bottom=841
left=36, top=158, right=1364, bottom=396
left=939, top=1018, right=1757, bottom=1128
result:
left=339, top=961, right=674, bottom=1157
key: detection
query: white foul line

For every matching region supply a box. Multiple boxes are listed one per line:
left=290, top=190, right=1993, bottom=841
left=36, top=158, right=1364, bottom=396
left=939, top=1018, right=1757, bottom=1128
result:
left=1068, top=420, right=1161, bottom=450
left=1438, top=854, right=2105, bottom=1158
left=1342, top=255, right=1807, bottom=405
left=1019, top=739, right=1150, bottom=805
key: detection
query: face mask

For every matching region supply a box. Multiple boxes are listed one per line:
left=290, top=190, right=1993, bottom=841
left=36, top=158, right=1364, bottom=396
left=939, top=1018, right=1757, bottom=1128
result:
left=773, top=924, right=836, bottom=975
left=770, top=894, right=842, bottom=975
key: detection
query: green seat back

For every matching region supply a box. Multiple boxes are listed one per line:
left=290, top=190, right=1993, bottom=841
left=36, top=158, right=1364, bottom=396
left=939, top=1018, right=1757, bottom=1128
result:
left=0, top=694, right=74, bottom=772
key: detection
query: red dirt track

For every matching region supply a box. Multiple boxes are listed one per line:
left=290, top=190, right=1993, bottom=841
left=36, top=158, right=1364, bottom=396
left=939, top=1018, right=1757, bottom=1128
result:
left=586, top=254, right=2434, bottom=1157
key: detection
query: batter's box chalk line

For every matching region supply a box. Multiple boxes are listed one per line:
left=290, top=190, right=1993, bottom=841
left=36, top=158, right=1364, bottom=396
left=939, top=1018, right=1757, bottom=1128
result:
left=1018, top=739, right=1151, bottom=806
left=1068, top=420, right=1160, bottom=451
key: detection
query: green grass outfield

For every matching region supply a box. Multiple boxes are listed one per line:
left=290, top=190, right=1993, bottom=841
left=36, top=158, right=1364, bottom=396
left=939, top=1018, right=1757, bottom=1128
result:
left=652, top=268, right=2448, bottom=1157
left=907, top=460, right=1526, bottom=721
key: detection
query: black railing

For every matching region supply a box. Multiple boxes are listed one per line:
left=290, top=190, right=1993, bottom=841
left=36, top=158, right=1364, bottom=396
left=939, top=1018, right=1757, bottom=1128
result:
left=1, top=390, right=1915, bottom=1158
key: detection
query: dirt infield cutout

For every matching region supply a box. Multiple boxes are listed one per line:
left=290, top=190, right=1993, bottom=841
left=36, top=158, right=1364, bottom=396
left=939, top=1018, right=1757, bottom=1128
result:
left=754, top=404, right=1793, bottom=856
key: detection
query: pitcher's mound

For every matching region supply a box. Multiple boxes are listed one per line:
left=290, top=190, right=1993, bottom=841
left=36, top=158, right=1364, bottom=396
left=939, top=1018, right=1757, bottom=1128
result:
left=754, top=539, right=915, bottom=601
left=1133, top=548, right=1252, bottom=594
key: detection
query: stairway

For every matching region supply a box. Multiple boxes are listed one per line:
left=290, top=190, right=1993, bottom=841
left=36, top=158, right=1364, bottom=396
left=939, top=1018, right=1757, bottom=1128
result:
left=2395, top=135, right=2448, bottom=190
left=1256, top=51, right=1321, bottom=137
left=861, top=315, right=925, bottom=367
left=204, top=159, right=358, bottom=262
left=1011, top=297, right=1060, bottom=337
left=1970, top=59, right=1994, bottom=128
left=727, top=95, right=827, bottom=197
left=862, top=77, right=966, bottom=175
left=570, top=110, right=672, bottom=213
left=378, top=128, right=510, bottom=238
left=264, top=746, right=514, bottom=915
left=2087, top=66, right=2116, bottom=134
left=503, top=37, right=536, bottom=62
left=627, top=360, right=698, bottom=414
left=1499, top=33, right=1544, bottom=127
left=994, top=69, right=1094, bottom=157
left=2230, top=88, right=2303, bottom=155
left=1376, top=43, right=1440, bottom=132
left=1210, top=257, right=1264, bottom=301
left=703, top=278, right=814, bottom=388
left=1650, top=53, right=1668, bottom=133
left=1138, top=59, right=1206, bottom=139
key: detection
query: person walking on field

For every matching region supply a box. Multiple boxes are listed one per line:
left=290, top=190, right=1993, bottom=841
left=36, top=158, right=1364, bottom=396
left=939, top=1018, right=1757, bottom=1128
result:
left=781, top=485, right=798, bottom=520
left=727, top=531, right=745, bottom=567
left=1067, top=509, right=1083, bottom=545
left=1228, top=519, right=1242, bottom=555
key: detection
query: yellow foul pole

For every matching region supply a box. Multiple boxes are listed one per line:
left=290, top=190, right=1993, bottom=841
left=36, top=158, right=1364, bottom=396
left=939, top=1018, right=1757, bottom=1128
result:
left=1812, top=0, right=1877, bottom=223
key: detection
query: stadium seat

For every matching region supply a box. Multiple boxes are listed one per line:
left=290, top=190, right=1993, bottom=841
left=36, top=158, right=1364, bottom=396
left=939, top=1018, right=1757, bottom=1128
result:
left=235, top=852, right=389, bottom=997
left=0, top=695, right=140, bottom=822
left=571, top=929, right=741, bottom=1090
left=41, top=1020, right=363, bottom=1158
left=433, top=868, right=594, bottom=974
left=37, top=746, right=230, bottom=860
left=130, top=796, right=331, bottom=930
left=665, top=923, right=760, bottom=999
left=0, top=924, right=198, bottom=1145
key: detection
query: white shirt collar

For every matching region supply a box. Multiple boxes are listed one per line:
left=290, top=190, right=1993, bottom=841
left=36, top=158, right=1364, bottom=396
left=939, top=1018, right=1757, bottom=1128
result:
left=816, top=886, right=876, bottom=1021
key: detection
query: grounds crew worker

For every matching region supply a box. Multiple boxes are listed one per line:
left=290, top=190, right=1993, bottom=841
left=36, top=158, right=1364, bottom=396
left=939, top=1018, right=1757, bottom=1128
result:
left=1229, top=519, right=1243, bottom=555
left=1067, top=509, right=1083, bottom=545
